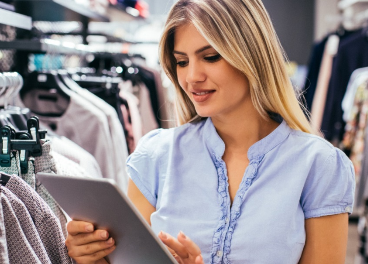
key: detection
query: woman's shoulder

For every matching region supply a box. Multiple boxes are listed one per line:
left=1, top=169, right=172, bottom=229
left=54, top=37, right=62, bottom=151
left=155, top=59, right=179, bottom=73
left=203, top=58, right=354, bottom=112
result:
left=132, top=119, right=206, bottom=157
left=286, top=128, right=352, bottom=170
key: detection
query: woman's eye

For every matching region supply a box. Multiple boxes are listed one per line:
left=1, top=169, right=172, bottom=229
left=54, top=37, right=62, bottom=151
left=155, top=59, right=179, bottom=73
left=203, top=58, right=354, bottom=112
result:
left=177, top=61, right=188, bottom=67
left=204, top=54, right=221, bottom=62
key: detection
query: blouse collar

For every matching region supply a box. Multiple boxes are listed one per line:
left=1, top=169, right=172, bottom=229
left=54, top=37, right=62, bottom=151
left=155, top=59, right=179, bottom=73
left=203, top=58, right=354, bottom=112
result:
left=203, top=117, right=292, bottom=161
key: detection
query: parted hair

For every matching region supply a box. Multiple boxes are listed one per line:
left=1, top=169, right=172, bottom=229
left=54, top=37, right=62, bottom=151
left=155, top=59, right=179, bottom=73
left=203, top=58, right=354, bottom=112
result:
left=159, top=0, right=313, bottom=133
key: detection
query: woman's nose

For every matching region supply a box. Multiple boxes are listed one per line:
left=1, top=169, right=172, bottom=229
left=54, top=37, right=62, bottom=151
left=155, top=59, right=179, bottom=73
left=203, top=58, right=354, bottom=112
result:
left=185, top=61, right=206, bottom=84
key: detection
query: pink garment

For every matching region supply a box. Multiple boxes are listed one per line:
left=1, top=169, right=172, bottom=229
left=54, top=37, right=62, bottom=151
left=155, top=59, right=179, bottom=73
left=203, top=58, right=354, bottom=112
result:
left=310, top=35, right=339, bottom=132
left=119, top=89, right=143, bottom=149
left=120, top=102, right=136, bottom=154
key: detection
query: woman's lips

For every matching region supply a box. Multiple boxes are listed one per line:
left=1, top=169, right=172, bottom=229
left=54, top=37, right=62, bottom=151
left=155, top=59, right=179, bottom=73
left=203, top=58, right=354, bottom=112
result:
left=192, top=90, right=215, bottom=103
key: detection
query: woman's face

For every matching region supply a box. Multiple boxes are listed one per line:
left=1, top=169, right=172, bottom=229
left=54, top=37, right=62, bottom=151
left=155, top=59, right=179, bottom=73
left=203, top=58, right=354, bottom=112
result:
left=173, top=23, right=251, bottom=119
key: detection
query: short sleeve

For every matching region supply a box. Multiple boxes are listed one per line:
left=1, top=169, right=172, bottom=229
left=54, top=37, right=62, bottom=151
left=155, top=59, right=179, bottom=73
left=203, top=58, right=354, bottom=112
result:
left=301, top=147, right=355, bottom=219
left=126, top=129, right=163, bottom=207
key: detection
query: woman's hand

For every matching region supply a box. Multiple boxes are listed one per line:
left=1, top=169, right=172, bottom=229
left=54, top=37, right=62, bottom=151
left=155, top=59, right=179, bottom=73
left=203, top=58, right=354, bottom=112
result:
left=65, top=220, right=116, bottom=264
left=159, top=231, right=204, bottom=264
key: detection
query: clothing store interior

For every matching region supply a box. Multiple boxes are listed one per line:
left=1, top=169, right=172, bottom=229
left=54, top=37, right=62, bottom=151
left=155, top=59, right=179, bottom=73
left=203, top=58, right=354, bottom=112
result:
left=0, top=0, right=368, bottom=263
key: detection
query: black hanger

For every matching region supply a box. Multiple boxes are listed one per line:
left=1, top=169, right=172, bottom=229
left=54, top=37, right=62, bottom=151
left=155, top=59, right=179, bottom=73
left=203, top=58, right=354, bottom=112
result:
left=20, top=70, right=72, bottom=101
left=0, top=172, right=11, bottom=186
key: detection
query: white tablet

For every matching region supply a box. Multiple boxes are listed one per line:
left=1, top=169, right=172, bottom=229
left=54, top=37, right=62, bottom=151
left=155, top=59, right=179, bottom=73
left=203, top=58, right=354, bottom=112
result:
left=36, top=173, right=177, bottom=264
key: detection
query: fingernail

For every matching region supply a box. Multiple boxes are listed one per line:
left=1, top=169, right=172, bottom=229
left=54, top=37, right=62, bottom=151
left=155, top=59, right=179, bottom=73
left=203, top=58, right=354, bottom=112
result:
left=85, top=225, right=93, bottom=232
left=160, top=231, right=167, bottom=239
left=106, top=237, right=114, bottom=245
left=101, top=231, right=109, bottom=239
left=179, top=231, right=186, bottom=239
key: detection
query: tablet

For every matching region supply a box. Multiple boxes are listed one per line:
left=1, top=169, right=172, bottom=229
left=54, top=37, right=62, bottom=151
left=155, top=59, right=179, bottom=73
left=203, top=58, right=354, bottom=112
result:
left=36, top=173, right=177, bottom=264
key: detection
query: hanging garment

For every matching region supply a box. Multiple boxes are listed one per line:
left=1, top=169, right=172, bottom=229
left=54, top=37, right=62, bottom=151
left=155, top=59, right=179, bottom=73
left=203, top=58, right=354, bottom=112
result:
left=17, top=92, right=117, bottom=186
left=355, top=120, right=368, bottom=209
left=310, top=35, right=339, bottom=131
left=138, top=65, right=175, bottom=129
left=50, top=135, right=102, bottom=179
left=0, top=193, right=8, bottom=264
left=136, top=67, right=161, bottom=126
left=1, top=187, right=51, bottom=264
left=342, top=67, right=368, bottom=122
left=122, top=80, right=158, bottom=135
left=321, top=30, right=368, bottom=142
left=0, top=149, right=67, bottom=236
left=341, top=80, right=368, bottom=177
left=4, top=175, right=72, bottom=264
left=69, top=86, right=129, bottom=192
left=1, top=190, right=41, bottom=264
left=120, top=99, right=135, bottom=153
left=119, top=87, right=143, bottom=151
left=303, top=35, right=329, bottom=113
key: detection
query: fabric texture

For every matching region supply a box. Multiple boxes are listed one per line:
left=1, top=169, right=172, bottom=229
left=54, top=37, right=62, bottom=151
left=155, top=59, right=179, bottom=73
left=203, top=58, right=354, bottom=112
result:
left=33, top=140, right=68, bottom=237
left=1, top=190, right=41, bottom=264
left=127, top=118, right=355, bottom=264
left=0, top=191, right=9, bottom=264
left=1, top=187, right=51, bottom=264
left=50, top=135, right=103, bottom=179
left=0, top=145, right=68, bottom=236
left=5, top=175, right=72, bottom=264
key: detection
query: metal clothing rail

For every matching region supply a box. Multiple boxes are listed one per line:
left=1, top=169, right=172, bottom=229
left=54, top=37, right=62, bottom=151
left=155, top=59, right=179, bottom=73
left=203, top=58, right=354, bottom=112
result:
left=0, top=39, right=95, bottom=55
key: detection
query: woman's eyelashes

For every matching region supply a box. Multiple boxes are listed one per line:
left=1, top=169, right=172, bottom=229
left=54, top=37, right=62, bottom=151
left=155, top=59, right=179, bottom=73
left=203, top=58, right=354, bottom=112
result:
left=177, top=60, right=188, bottom=67
left=204, top=54, right=221, bottom=62
left=176, top=54, right=221, bottom=67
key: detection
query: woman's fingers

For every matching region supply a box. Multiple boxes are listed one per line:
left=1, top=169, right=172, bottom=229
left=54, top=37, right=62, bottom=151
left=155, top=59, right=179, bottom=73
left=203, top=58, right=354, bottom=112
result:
left=67, top=220, right=95, bottom=236
left=73, top=230, right=110, bottom=246
left=195, top=255, right=204, bottom=264
left=72, top=245, right=116, bottom=264
left=177, top=231, right=201, bottom=258
left=70, top=238, right=115, bottom=257
left=159, top=231, right=189, bottom=259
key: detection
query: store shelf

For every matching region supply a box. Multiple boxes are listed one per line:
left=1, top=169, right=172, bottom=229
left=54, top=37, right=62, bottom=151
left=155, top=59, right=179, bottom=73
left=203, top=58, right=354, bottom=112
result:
left=107, top=4, right=142, bottom=22
left=0, top=1, right=14, bottom=11
left=0, top=39, right=95, bottom=54
left=338, top=0, right=368, bottom=10
left=0, top=8, right=32, bottom=30
left=14, top=0, right=110, bottom=22
left=52, top=0, right=109, bottom=22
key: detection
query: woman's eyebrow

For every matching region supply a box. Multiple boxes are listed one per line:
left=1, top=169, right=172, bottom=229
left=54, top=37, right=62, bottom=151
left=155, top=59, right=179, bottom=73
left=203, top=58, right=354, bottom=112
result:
left=173, top=45, right=213, bottom=55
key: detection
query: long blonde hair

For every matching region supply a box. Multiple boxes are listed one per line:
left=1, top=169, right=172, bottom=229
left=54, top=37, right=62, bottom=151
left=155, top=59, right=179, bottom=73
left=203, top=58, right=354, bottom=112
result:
left=159, top=0, right=313, bottom=133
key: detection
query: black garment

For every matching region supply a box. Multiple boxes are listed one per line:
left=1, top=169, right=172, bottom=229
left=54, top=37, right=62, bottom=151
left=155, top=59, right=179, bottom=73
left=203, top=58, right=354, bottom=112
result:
left=137, top=67, right=161, bottom=127
left=303, top=36, right=329, bottom=113
left=321, top=30, right=368, bottom=141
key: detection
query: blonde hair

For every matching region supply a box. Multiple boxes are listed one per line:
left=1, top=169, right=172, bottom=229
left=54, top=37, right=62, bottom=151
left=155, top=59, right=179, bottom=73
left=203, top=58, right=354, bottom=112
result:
left=159, top=0, right=313, bottom=133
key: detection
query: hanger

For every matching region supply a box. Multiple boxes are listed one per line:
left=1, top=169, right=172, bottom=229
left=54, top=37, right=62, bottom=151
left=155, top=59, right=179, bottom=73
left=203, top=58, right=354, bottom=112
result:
left=20, top=70, right=72, bottom=100
left=0, top=173, right=11, bottom=186
left=20, top=70, right=72, bottom=117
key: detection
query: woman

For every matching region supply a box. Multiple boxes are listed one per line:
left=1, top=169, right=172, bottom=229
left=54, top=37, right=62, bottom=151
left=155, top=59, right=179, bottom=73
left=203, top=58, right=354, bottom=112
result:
left=65, top=0, right=355, bottom=263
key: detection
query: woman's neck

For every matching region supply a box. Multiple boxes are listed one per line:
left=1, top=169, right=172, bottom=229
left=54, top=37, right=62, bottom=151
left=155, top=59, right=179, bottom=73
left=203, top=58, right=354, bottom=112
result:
left=211, top=108, right=279, bottom=155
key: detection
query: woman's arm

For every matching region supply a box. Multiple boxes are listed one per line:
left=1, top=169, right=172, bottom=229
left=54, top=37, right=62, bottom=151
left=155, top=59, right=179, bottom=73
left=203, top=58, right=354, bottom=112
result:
left=299, top=213, right=349, bottom=264
left=127, top=179, right=156, bottom=225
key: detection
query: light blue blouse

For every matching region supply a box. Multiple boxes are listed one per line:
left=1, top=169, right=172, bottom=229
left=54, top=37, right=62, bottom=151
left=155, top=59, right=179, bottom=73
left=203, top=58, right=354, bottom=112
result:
left=126, top=118, right=355, bottom=264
